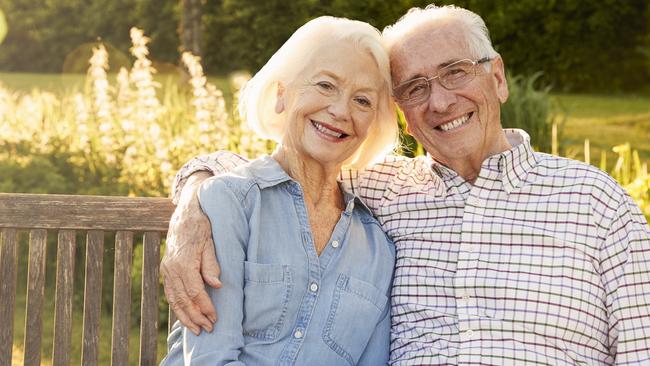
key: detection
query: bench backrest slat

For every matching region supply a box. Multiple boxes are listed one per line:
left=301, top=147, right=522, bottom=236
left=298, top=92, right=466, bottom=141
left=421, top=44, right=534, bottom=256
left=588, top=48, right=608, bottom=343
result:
left=24, top=229, right=48, bottom=366
left=112, top=231, right=134, bottom=366
left=0, top=193, right=174, bottom=231
left=82, top=230, right=104, bottom=366
left=140, top=232, right=161, bottom=365
left=0, top=228, right=18, bottom=366
left=52, top=230, right=77, bottom=366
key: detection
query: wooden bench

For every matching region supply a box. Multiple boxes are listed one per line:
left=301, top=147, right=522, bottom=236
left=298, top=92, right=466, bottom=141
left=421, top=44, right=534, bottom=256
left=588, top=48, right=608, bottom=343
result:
left=0, top=192, right=176, bottom=366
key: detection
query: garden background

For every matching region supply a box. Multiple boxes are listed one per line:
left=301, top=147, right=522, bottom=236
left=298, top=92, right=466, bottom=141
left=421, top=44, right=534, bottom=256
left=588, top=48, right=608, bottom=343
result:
left=1, top=0, right=649, bottom=364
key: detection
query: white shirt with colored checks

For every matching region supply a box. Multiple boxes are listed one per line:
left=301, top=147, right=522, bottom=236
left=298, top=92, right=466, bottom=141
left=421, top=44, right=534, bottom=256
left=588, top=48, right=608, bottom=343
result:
left=172, top=129, right=650, bottom=365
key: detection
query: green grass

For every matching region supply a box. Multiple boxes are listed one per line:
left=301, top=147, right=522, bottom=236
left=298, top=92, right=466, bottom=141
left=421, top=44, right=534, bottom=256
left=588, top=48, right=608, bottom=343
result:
left=552, top=93, right=650, bottom=166
left=0, top=71, right=235, bottom=102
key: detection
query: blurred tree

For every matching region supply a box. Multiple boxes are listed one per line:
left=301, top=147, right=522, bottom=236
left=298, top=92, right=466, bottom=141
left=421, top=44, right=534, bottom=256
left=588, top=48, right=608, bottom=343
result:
left=180, top=0, right=202, bottom=57
left=467, top=0, right=649, bottom=91
left=0, top=7, right=6, bottom=44
left=0, top=0, right=178, bottom=73
left=0, top=0, right=648, bottom=91
left=202, top=0, right=315, bottom=74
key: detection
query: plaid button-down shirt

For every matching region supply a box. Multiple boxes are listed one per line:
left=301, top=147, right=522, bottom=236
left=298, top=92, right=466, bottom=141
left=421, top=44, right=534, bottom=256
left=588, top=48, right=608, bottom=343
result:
left=172, top=129, right=650, bottom=365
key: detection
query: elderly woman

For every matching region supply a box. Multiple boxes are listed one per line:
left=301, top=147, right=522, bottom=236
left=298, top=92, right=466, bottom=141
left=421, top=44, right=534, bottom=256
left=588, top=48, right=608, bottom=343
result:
left=161, top=16, right=398, bottom=365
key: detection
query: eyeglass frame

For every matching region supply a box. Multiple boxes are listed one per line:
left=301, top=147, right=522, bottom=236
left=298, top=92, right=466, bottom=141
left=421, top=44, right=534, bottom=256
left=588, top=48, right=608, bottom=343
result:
left=392, top=57, right=493, bottom=107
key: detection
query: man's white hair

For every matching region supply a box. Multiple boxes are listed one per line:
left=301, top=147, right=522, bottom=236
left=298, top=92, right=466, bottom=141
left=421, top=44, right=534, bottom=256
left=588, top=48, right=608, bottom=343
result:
left=383, top=4, right=499, bottom=61
left=239, top=16, right=398, bottom=169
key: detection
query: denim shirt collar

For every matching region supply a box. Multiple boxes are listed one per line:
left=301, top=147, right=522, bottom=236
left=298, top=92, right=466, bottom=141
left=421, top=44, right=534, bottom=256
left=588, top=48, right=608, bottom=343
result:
left=245, top=155, right=374, bottom=215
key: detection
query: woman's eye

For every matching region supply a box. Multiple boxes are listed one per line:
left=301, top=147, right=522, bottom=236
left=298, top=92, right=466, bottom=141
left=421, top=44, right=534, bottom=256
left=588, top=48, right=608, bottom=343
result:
left=354, top=97, right=372, bottom=107
left=316, top=81, right=335, bottom=91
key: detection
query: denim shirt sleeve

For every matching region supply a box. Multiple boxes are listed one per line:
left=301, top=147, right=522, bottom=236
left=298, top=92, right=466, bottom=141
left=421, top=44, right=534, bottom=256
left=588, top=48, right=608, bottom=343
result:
left=175, top=176, right=250, bottom=365
left=356, top=295, right=391, bottom=366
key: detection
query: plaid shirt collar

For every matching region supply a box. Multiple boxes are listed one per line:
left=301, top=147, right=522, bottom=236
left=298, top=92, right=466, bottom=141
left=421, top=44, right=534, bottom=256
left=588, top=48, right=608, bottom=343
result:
left=429, top=128, right=538, bottom=195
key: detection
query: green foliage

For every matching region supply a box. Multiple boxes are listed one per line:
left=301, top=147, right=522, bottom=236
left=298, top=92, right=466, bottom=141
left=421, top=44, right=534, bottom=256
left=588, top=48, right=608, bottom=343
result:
left=472, top=0, right=649, bottom=91
left=1, top=1, right=649, bottom=92
left=202, top=0, right=315, bottom=74
left=501, top=72, right=562, bottom=153
left=201, top=0, right=650, bottom=91
left=0, top=7, right=7, bottom=44
left=0, top=0, right=179, bottom=73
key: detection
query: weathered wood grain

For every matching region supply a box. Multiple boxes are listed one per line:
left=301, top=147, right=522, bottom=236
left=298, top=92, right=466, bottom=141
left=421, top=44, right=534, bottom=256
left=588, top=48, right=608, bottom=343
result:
left=81, top=230, right=104, bottom=366
left=0, top=193, right=174, bottom=231
left=111, top=231, right=133, bottom=366
left=23, top=229, right=48, bottom=366
left=52, top=230, right=76, bottom=366
left=0, top=192, right=180, bottom=365
left=0, top=228, right=18, bottom=366
left=140, top=232, right=161, bottom=366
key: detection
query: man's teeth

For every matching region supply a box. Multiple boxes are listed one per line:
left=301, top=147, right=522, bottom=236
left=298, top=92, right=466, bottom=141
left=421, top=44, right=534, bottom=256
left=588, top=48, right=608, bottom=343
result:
left=313, top=121, right=343, bottom=138
left=438, top=115, right=470, bottom=131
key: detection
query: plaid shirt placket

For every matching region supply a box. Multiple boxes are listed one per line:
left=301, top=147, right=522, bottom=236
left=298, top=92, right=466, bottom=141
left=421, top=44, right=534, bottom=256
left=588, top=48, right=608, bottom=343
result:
left=170, top=129, right=650, bottom=365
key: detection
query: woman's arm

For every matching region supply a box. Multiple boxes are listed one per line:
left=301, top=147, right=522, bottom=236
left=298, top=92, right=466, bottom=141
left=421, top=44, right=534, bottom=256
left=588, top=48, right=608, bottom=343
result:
left=161, top=151, right=249, bottom=334
left=174, top=176, right=250, bottom=365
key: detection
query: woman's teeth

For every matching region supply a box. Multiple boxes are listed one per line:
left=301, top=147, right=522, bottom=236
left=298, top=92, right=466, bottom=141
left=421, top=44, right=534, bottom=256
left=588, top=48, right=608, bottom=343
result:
left=438, top=114, right=470, bottom=131
left=312, top=121, right=346, bottom=138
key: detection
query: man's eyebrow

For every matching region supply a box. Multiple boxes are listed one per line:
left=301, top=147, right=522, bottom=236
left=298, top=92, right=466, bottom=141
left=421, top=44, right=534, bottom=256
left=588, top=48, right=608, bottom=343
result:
left=399, top=58, right=465, bottom=83
left=439, top=58, right=464, bottom=68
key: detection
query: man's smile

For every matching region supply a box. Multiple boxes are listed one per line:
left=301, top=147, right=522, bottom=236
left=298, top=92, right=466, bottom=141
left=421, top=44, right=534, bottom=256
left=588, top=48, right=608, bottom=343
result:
left=435, top=112, right=473, bottom=132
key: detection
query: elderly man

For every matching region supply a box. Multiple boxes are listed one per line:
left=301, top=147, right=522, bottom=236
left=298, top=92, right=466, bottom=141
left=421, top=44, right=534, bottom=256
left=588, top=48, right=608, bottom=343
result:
left=162, top=4, right=650, bottom=365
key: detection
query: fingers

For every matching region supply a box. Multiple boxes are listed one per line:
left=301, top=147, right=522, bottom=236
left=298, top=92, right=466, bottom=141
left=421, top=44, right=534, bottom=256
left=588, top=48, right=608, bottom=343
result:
left=161, top=258, right=214, bottom=334
left=183, top=273, right=215, bottom=332
left=161, top=267, right=201, bottom=335
left=201, top=237, right=222, bottom=289
left=199, top=239, right=219, bottom=323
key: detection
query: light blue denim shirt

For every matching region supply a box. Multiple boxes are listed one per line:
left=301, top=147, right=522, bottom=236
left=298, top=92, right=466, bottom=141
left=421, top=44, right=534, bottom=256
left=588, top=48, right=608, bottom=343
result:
left=162, top=155, right=395, bottom=366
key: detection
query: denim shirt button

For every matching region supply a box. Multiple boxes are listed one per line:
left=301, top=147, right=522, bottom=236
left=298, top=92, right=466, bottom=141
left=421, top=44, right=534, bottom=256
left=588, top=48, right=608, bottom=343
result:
left=293, top=329, right=304, bottom=339
left=309, top=283, right=318, bottom=292
left=331, top=240, right=340, bottom=248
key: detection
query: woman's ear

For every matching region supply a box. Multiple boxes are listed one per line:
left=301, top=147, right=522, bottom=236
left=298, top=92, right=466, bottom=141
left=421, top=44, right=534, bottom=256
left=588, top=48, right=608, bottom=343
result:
left=275, top=82, right=285, bottom=114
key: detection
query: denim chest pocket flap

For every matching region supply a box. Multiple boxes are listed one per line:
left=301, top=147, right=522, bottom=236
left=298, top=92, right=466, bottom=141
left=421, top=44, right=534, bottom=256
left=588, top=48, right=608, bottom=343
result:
left=323, top=274, right=388, bottom=365
left=243, top=261, right=292, bottom=341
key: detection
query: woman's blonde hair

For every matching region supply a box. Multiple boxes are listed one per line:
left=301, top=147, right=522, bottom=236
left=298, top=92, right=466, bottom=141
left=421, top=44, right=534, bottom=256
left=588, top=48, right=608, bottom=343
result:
left=238, top=16, right=398, bottom=169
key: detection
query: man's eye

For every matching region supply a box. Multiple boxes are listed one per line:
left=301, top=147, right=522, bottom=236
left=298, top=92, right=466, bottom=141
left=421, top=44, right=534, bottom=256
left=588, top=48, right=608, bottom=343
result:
left=446, top=68, right=467, bottom=77
left=407, top=83, right=428, bottom=97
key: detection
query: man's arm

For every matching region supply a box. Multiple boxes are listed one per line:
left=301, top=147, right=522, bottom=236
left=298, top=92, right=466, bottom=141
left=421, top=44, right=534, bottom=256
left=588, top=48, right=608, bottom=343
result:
left=600, top=193, right=650, bottom=364
left=161, top=151, right=248, bottom=334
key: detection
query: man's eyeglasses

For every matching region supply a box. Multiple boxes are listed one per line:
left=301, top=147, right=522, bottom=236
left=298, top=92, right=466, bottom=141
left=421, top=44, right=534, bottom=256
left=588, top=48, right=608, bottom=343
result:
left=393, top=57, right=492, bottom=107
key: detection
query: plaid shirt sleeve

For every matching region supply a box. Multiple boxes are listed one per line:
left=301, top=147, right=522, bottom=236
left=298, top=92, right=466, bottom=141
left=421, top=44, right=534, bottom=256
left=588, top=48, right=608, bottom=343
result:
left=600, top=190, right=650, bottom=364
left=170, top=151, right=249, bottom=204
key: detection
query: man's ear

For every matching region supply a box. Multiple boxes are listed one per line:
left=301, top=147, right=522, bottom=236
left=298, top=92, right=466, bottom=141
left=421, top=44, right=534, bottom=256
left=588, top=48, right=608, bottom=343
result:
left=492, top=57, right=509, bottom=104
left=275, top=82, right=285, bottom=114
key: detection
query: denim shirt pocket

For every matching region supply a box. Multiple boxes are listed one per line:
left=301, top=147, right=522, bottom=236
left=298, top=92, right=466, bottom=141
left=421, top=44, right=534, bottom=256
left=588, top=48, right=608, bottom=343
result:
left=243, top=261, right=293, bottom=341
left=322, top=274, right=388, bottom=365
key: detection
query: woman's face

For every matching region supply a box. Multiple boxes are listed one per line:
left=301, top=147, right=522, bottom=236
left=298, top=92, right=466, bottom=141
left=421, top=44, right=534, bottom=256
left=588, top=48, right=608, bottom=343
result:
left=276, top=41, right=385, bottom=168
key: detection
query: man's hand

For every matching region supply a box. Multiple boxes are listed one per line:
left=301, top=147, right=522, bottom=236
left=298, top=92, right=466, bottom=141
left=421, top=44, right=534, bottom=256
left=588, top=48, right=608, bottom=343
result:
left=161, top=171, right=220, bottom=335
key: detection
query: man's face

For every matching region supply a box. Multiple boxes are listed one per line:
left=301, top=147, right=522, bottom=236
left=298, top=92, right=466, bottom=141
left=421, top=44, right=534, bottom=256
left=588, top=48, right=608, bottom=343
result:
left=390, top=22, right=509, bottom=166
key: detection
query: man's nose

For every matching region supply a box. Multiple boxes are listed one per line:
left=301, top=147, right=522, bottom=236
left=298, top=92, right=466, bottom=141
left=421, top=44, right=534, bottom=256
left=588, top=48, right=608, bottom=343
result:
left=427, top=80, right=457, bottom=113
